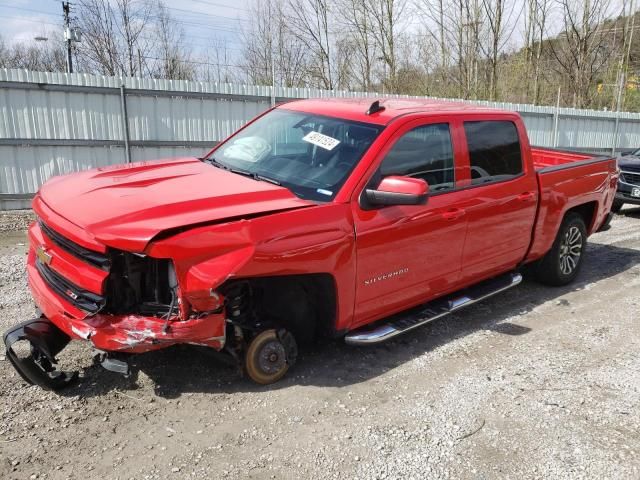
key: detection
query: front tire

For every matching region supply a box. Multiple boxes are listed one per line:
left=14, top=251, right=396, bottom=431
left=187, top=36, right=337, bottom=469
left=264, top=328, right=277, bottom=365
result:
left=244, top=329, right=297, bottom=385
left=535, top=212, right=587, bottom=286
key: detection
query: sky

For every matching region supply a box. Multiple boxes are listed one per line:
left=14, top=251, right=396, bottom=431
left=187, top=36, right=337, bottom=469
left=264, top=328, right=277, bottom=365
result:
left=0, top=0, right=251, bottom=59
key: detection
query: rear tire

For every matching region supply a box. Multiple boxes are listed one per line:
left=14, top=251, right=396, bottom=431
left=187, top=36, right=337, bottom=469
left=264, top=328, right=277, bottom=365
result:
left=535, top=212, right=587, bottom=286
left=611, top=200, right=624, bottom=213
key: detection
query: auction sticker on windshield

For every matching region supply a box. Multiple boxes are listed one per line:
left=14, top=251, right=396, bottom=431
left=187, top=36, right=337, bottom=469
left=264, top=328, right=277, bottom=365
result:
left=303, top=131, right=341, bottom=151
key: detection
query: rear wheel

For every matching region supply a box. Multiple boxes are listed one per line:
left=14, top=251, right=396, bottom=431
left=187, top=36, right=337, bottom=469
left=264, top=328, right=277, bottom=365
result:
left=244, top=329, right=298, bottom=385
left=535, top=213, right=587, bottom=286
left=611, top=200, right=624, bottom=213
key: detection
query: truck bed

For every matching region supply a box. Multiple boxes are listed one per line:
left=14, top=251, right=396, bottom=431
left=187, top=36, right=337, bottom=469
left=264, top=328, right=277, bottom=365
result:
left=531, top=147, right=609, bottom=171
left=525, top=147, right=618, bottom=263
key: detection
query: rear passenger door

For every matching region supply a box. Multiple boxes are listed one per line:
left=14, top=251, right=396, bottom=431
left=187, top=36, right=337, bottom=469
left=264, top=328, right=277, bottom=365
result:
left=459, top=118, right=538, bottom=283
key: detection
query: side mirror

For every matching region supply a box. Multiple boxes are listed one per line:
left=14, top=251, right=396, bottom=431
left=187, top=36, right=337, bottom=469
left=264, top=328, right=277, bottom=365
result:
left=364, top=176, right=429, bottom=207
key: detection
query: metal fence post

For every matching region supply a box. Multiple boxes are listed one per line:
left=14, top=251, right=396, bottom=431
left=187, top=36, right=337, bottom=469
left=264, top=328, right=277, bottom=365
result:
left=612, top=114, right=620, bottom=156
left=552, top=86, right=561, bottom=147
left=119, top=84, right=131, bottom=163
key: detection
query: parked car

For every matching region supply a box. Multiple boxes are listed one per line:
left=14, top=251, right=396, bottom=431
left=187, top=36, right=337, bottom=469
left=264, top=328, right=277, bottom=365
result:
left=613, top=150, right=640, bottom=211
left=3, top=98, right=619, bottom=390
left=620, top=148, right=640, bottom=156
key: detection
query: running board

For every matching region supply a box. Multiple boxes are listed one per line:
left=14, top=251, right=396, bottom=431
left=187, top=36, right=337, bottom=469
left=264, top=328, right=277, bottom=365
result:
left=344, top=272, right=522, bottom=346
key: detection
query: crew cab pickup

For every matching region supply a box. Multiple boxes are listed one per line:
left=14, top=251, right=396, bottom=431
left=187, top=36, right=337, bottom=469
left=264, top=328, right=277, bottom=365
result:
left=3, top=98, right=618, bottom=389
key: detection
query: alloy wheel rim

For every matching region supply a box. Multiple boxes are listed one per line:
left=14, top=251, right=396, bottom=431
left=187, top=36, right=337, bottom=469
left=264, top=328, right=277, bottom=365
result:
left=559, top=226, right=582, bottom=275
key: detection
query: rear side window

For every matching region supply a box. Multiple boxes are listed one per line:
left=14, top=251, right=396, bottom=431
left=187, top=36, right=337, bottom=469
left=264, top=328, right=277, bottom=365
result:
left=380, top=123, right=454, bottom=192
left=464, top=121, right=522, bottom=184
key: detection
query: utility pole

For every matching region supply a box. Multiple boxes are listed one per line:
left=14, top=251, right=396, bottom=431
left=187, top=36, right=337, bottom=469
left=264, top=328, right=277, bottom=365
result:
left=62, top=1, right=73, bottom=73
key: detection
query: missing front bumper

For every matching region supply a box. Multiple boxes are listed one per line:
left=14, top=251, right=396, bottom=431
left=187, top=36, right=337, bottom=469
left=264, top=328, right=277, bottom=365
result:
left=3, top=317, right=78, bottom=390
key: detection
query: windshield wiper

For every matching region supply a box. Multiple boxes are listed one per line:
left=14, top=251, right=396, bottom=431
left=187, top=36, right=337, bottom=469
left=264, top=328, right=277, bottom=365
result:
left=207, top=158, right=281, bottom=186
left=207, top=157, right=230, bottom=171
left=254, top=174, right=281, bottom=185
left=228, top=168, right=281, bottom=186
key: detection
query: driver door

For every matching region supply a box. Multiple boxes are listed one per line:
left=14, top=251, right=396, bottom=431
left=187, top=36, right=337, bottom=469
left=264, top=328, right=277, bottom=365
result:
left=351, top=119, right=469, bottom=328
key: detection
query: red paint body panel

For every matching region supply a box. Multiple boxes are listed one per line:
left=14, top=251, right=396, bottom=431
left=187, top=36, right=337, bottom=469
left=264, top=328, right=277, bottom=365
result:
left=22, top=99, right=618, bottom=355
left=37, top=157, right=312, bottom=252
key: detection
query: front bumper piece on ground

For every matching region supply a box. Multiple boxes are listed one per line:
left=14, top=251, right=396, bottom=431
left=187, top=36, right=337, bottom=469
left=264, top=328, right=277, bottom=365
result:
left=3, top=317, right=78, bottom=390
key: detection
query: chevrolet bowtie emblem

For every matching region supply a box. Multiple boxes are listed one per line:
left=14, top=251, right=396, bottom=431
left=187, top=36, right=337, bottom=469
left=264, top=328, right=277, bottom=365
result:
left=35, top=245, right=52, bottom=265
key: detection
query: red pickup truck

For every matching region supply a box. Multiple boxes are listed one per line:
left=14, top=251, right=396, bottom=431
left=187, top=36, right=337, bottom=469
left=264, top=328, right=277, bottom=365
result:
left=4, top=99, right=618, bottom=389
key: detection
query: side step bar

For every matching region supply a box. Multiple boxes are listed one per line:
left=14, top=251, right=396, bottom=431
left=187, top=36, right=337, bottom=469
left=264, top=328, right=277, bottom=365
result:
left=345, top=272, right=522, bottom=346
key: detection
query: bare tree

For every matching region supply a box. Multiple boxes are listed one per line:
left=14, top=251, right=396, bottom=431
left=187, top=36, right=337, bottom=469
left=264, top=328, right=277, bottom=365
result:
left=241, top=0, right=308, bottom=87
left=152, top=2, right=195, bottom=80
left=0, top=33, right=67, bottom=72
left=531, top=0, right=551, bottom=104
left=415, top=0, right=452, bottom=96
left=201, top=37, right=233, bottom=84
left=480, top=0, right=519, bottom=100
left=337, top=0, right=378, bottom=90
left=366, top=0, right=409, bottom=93
left=76, top=0, right=153, bottom=76
left=287, top=0, right=335, bottom=89
left=547, top=0, right=616, bottom=108
left=615, top=0, right=636, bottom=110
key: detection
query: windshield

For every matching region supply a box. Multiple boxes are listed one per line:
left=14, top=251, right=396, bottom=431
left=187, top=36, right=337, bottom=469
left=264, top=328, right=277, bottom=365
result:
left=206, top=109, right=383, bottom=201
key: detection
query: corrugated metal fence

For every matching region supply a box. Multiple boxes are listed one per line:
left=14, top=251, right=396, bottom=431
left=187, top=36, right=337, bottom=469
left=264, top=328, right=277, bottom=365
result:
left=1, top=68, right=640, bottom=210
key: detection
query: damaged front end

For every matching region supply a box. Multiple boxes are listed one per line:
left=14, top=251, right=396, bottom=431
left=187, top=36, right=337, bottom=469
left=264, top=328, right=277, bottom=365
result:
left=3, top=220, right=227, bottom=390
left=3, top=318, right=77, bottom=390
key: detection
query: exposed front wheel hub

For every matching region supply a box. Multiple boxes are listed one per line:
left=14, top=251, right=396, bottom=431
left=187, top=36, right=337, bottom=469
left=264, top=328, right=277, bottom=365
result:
left=244, top=329, right=297, bottom=385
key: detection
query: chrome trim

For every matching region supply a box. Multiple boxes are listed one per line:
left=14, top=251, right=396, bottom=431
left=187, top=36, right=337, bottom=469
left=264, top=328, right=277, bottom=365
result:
left=449, top=296, right=472, bottom=310
left=345, top=272, right=523, bottom=346
left=619, top=170, right=640, bottom=187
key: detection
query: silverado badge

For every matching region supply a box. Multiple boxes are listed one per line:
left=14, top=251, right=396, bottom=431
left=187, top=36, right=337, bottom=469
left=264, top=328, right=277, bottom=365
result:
left=35, top=245, right=52, bottom=265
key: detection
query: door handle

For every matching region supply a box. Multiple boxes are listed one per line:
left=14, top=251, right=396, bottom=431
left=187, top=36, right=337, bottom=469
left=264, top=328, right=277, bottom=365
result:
left=442, top=208, right=466, bottom=220
left=517, top=191, right=536, bottom=201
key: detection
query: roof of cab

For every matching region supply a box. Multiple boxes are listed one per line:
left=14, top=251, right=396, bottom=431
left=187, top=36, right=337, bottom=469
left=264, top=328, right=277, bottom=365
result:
left=280, top=97, right=514, bottom=125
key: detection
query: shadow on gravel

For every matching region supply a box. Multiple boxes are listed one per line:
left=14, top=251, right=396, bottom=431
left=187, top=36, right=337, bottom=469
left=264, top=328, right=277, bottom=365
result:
left=618, top=205, right=640, bottom=218
left=59, top=240, right=640, bottom=400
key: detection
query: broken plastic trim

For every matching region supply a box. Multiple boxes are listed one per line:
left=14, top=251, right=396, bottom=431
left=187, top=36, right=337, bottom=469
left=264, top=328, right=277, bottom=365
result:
left=3, top=317, right=78, bottom=390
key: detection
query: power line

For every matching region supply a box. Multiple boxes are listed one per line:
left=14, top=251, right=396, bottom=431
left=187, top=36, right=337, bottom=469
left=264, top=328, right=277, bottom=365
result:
left=0, top=14, right=60, bottom=28
left=0, top=4, right=61, bottom=17
left=0, top=2, right=248, bottom=32
left=188, top=0, right=250, bottom=13
left=159, top=4, right=249, bottom=24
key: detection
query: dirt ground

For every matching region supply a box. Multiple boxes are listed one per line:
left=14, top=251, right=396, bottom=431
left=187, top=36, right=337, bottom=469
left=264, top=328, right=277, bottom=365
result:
left=1, top=208, right=639, bottom=480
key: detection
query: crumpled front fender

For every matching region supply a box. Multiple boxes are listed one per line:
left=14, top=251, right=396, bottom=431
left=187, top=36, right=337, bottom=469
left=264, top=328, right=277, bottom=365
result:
left=182, top=246, right=255, bottom=311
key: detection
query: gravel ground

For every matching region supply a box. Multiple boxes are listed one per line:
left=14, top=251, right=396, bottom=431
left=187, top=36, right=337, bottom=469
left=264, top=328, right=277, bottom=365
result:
left=0, top=211, right=34, bottom=234
left=1, top=209, right=639, bottom=479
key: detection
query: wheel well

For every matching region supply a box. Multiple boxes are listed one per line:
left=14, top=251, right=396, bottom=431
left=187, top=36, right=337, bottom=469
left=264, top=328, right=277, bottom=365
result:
left=565, top=201, right=597, bottom=232
left=221, top=274, right=337, bottom=343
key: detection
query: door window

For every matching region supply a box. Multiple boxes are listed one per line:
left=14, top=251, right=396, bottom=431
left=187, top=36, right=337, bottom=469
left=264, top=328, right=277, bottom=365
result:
left=380, top=123, right=455, bottom=192
left=464, top=121, right=522, bottom=184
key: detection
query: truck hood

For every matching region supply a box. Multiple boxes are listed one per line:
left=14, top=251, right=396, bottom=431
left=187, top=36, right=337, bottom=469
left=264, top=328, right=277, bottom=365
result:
left=38, top=157, right=313, bottom=252
left=619, top=155, right=640, bottom=172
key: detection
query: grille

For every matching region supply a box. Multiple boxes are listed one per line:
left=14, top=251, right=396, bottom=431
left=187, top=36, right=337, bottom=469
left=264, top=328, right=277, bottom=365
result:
left=39, top=221, right=110, bottom=269
left=35, top=259, right=105, bottom=313
left=621, top=171, right=640, bottom=186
